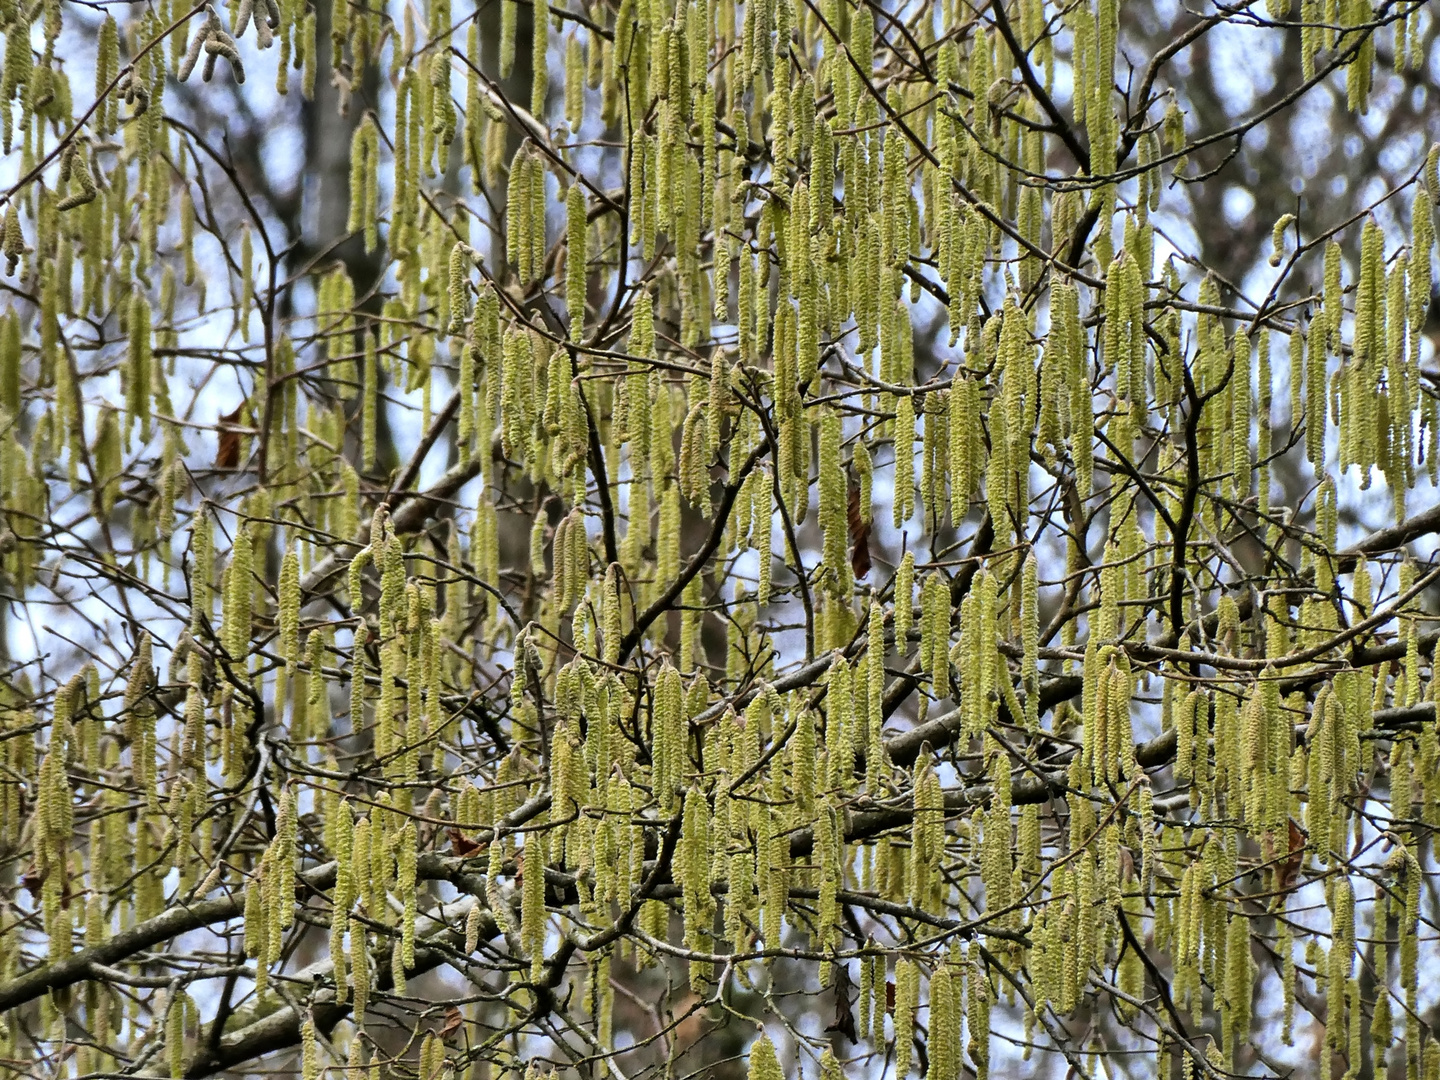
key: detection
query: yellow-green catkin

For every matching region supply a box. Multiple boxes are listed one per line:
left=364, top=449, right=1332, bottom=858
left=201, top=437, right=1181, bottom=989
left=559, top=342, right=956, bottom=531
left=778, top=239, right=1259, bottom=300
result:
left=927, top=960, right=959, bottom=1080
left=893, top=393, right=916, bottom=526
left=361, top=322, right=378, bottom=470
left=521, top=829, right=547, bottom=979
left=166, top=992, right=189, bottom=1078
left=1020, top=554, right=1039, bottom=734
left=0, top=310, right=19, bottom=417
left=566, top=183, right=588, bottom=341
left=755, top=474, right=773, bottom=605
left=126, top=292, right=153, bottom=445
left=238, top=224, right=255, bottom=342
left=818, top=407, right=848, bottom=593
left=748, top=1033, right=782, bottom=1080
left=894, top=550, right=915, bottom=655
left=565, top=33, right=585, bottom=132
left=530, top=0, right=548, bottom=116
left=279, top=543, right=301, bottom=690
left=191, top=509, right=214, bottom=632
left=500, top=0, right=517, bottom=76
left=679, top=784, right=713, bottom=986
left=653, top=662, right=686, bottom=814
left=347, top=116, right=381, bottom=252
left=827, top=658, right=855, bottom=791
left=507, top=142, right=545, bottom=284
left=866, top=598, right=884, bottom=745
left=895, top=956, right=918, bottom=1076
left=226, top=520, right=254, bottom=660
left=909, top=757, right=944, bottom=912
left=1269, top=212, right=1296, bottom=267
left=922, top=572, right=950, bottom=700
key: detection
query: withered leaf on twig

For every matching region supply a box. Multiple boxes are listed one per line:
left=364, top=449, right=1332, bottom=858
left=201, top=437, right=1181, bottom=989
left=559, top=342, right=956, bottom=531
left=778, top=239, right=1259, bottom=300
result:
left=216, top=405, right=245, bottom=470
left=1276, top=818, right=1307, bottom=895
left=825, top=956, right=859, bottom=1043
left=447, top=827, right=486, bottom=857
left=437, top=1005, right=465, bottom=1042
left=848, top=484, right=872, bottom=580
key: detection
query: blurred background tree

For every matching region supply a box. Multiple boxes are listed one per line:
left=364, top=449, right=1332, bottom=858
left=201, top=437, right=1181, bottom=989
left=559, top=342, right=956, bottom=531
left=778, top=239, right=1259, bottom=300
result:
left=0, top=0, right=1438, bottom=1077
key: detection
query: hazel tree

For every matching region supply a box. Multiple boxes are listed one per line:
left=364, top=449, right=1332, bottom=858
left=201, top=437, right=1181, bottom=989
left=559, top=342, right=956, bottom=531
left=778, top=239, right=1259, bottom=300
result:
left=0, top=0, right=1438, bottom=1076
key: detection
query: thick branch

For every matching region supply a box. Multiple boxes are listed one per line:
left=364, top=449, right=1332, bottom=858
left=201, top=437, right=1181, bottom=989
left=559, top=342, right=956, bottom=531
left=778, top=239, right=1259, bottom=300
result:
left=0, top=795, right=550, bottom=1015
left=299, top=452, right=483, bottom=598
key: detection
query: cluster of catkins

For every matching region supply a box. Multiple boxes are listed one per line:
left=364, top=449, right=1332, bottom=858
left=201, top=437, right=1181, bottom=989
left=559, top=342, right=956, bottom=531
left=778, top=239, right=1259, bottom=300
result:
left=1, top=0, right=1440, bottom=1075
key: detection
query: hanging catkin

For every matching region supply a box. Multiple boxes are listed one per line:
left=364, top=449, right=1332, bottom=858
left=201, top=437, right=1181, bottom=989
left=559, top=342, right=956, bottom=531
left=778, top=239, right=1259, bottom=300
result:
left=279, top=544, right=300, bottom=677
left=894, top=551, right=914, bottom=655
left=2, top=2, right=1437, bottom=1074
left=893, top=393, right=915, bottom=527
left=895, top=955, right=918, bottom=1075
left=566, top=183, right=588, bottom=340
left=818, top=407, right=848, bottom=593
